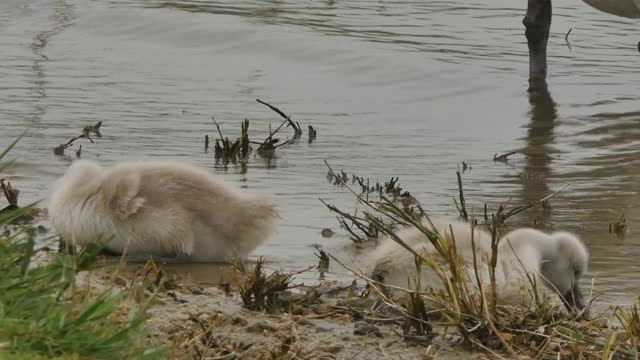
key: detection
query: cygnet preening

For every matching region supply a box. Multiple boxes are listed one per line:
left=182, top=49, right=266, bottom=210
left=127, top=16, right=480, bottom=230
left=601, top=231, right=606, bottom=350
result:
left=368, top=220, right=589, bottom=311
left=49, top=160, right=278, bottom=261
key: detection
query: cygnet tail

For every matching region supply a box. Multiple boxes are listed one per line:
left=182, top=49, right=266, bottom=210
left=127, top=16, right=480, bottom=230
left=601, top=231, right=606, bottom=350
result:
left=233, top=194, right=279, bottom=257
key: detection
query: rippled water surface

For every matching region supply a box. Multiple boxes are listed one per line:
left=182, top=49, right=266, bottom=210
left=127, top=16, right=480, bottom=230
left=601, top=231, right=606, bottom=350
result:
left=1, top=0, right=639, bottom=306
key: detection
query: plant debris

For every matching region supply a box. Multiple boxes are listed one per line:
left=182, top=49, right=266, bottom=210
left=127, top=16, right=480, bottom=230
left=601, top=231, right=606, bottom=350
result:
left=0, top=179, right=42, bottom=224
left=314, top=246, right=330, bottom=274
left=454, top=167, right=468, bottom=222
left=308, top=125, right=317, bottom=143
left=322, top=161, right=424, bottom=242
left=493, top=151, right=517, bottom=162
left=205, top=100, right=315, bottom=165
left=82, top=121, right=103, bottom=138
left=53, top=121, right=103, bottom=156
left=609, top=214, right=627, bottom=238
left=233, top=258, right=295, bottom=313
left=211, top=117, right=251, bottom=164
left=256, top=99, right=302, bottom=140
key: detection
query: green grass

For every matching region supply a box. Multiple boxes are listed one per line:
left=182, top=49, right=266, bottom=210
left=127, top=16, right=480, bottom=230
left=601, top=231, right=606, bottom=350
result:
left=0, top=137, right=167, bottom=360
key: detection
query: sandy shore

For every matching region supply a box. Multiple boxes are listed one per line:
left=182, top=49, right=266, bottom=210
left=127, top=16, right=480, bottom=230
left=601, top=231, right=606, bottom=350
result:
left=141, top=279, right=487, bottom=359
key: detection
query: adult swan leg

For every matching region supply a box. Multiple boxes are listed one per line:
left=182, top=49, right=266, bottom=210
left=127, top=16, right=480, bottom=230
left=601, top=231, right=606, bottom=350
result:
left=523, top=0, right=552, bottom=83
left=523, top=0, right=640, bottom=83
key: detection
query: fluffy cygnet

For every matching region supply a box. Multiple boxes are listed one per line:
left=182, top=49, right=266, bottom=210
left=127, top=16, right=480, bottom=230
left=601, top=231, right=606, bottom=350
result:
left=49, top=159, right=278, bottom=261
left=368, top=219, right=494, bottom=291
left=368, top=219, right=589, bottom=311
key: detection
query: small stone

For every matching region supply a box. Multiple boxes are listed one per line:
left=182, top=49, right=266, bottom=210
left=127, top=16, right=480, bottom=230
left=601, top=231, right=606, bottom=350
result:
left=291, top=304, right=309, bottom=316
left=315, top=326, right=331, bottom=333
left=296, top=317, right=314, bottom=327
left=188, top=286, right=205, bottom=295
left=354, top=322, right=383, bottom=338
left=167, top=291, right=188, bottom=304
left=313, top=303, right=331, bottom=315
left=114, top=276, right=128, bottom=287
left=247, top=320, right=274, bottom=333
left=336, top=297, right=375, bottom=309
left=321, top=228, right=334, bottom=238
left=322, top=344, right=344, bottom=354
left=232, top=315, right=248, bottom=326
left=497, top=332, right=513, bottom=342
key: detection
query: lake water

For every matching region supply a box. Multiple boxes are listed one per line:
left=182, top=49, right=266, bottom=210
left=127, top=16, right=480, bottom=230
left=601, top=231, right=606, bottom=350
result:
left=1, top=0, right=639, bottom=308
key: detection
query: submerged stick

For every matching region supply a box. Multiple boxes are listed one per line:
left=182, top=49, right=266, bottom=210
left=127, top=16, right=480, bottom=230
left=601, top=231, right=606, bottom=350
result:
left=53, top=134, right=93, bottom=156
left=565, top=28, right=573, bottom=49
left=456, top=167, right=468, bottom=222
left=256, top=99, right=302, bottom=139
left=308, top=125, right=316, bottom=143
left=53, top=122, right=101, bottom=156
left=493, top=151, right=516, bottom=162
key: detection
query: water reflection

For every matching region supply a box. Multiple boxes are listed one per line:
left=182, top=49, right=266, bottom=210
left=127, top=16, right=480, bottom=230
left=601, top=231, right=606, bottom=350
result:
left=519, top=79, right=557, bottom=227
left=28, top=0, right=75, bottom=127
left=118, top=259, right=236, bottom=286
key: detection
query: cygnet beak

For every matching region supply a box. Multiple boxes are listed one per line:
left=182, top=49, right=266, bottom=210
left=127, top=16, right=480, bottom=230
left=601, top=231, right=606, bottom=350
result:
left=561, top=283, right=585, bottom=312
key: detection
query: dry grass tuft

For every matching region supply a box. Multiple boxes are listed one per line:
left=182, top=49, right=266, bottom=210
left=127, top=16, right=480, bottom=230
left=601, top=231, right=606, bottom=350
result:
left=233, top=258, right=294, bottom=313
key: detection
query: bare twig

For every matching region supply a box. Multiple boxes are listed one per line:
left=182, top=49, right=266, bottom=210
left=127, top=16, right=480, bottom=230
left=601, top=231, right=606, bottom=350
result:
left=308, top=125, right=317, bottom=143
left=313, top=245, right=330, bottom=272
left=53, top=134, right=94, bottom=155
left=565, top=28, right=573, bottom=49
left=256, top=99, right=302, bottom=139
left=493, top=151, right=516, bottom=162
left=456, top=167, right=468, bottom=222
left=53, top=121, right=99, bottom=156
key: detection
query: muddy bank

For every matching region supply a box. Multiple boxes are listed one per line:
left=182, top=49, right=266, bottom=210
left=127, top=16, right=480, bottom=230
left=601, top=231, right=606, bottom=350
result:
left=72, top=258, right=487, bottom=360
left=140, top=277, right=483, bottom=359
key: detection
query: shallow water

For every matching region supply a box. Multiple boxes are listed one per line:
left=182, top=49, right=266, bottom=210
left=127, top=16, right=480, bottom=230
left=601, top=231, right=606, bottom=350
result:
left=1, top=0, right=639, bottom=308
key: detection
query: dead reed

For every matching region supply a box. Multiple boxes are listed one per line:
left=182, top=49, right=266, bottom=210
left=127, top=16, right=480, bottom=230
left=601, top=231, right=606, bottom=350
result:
left=206, top=100, right=315, bottom=165
left=322, top=161, right=421, bottom=243
left=53, top=121, right=102, bottom=156
left=0, top=179, right=43, bottom=224
left=211, top=117, right=251, bottom=164
left=233, top=258, right=295, bottom=313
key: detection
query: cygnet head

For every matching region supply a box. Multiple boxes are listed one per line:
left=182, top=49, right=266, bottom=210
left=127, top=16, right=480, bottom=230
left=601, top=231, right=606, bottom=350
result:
left=541, top=231, right=589, bottom=312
